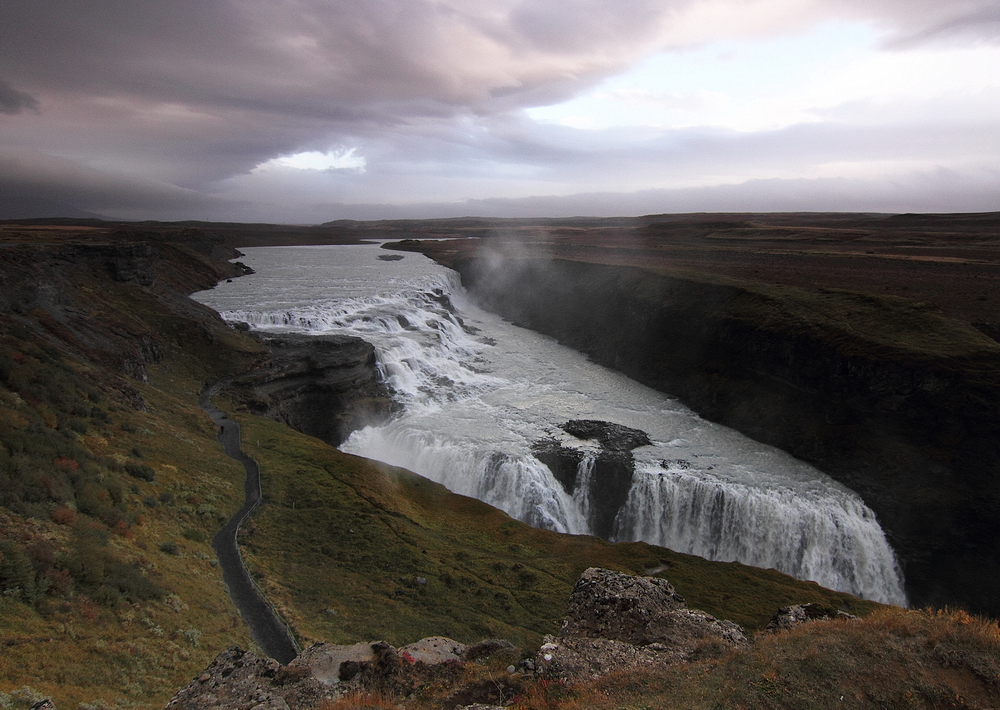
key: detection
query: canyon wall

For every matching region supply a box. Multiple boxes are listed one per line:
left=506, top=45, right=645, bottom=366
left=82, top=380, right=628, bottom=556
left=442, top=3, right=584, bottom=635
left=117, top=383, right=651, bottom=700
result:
left=454, top=256, right=1000, bottom=616
left=233, top=332, right=395, bottom=447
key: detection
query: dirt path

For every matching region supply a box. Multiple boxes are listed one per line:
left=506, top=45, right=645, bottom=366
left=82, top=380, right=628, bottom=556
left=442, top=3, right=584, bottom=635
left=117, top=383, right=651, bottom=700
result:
left=199, top=381, right=299, bottom=664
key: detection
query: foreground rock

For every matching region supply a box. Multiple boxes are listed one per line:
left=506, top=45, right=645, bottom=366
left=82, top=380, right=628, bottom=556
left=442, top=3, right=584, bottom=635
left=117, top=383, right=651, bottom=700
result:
left=166, top=636, right=513, bottom=709
left=765, top=603, right=858, bottom=632
left=165, top=646, right=337, bottom=710
left=235, top=332, right=395, bottom=446
left=167, top=568, right=873, bottom=707
left=535, top=568, right=748, bottom=681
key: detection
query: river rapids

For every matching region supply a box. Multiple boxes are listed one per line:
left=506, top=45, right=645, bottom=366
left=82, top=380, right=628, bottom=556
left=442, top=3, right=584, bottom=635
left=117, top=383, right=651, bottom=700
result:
left=193, top=244, right=908, bottom=606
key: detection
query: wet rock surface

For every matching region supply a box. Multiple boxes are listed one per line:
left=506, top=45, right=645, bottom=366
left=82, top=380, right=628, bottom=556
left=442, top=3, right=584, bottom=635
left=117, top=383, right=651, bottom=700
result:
left=533, top=421, right=650, bottom=539
left=561, top=420, right=652, bottom=451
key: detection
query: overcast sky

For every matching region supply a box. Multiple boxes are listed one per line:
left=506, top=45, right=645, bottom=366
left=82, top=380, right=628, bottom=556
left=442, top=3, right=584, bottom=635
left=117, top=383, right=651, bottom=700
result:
left=2, top=0, right=998, bottom=222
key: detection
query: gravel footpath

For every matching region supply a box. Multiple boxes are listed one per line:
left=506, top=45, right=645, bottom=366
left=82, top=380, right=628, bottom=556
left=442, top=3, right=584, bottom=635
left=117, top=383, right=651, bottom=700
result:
left=199, top=381, right=299, bottom=664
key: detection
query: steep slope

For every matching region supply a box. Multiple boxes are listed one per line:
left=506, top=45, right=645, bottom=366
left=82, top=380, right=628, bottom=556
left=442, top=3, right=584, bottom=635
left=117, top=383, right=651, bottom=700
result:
left=0, top=224, right=264, bottom=707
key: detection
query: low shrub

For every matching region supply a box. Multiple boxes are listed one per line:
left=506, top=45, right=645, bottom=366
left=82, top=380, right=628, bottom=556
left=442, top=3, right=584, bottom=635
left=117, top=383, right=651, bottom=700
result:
left=125, top=461, right=155, bottom=482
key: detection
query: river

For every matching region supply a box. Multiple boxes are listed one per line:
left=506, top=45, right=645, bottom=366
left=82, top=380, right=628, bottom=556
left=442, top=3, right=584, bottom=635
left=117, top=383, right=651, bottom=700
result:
left=192, top=243, right=907, bottom=606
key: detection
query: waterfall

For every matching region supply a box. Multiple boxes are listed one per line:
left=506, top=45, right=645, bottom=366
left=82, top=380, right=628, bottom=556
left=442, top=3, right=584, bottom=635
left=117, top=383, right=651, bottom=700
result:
left=614, top=462, right=906, bottom=605
left=194, top=244, right=908, bottom=606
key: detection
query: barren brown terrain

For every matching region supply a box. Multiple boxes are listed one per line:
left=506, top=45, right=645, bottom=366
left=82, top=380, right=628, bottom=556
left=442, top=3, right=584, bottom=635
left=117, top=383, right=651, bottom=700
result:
left=389, top=212, right=1000, bottom=337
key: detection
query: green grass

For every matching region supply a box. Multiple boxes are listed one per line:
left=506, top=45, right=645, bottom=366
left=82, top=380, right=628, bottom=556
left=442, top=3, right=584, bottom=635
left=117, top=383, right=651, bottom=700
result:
left=228, top=409, right=882, bottom=652
left=0, top=236, right=264, bottom=709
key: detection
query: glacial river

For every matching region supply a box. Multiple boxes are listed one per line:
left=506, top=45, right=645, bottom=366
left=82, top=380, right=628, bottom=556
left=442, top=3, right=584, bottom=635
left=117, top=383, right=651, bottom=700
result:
left=193, top=243, right=907, bottom=605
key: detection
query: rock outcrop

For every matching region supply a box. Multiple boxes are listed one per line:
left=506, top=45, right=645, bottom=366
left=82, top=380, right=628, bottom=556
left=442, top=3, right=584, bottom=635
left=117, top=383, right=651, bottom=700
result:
left=235, top=332, right=395, bottom=447
left=166, top=568, right=872, bottom=707
left=533, top=420, right=650, bottom=538
left=535, top=568, right=748, bottom=681
left=165, top=646, right=338, bottom=710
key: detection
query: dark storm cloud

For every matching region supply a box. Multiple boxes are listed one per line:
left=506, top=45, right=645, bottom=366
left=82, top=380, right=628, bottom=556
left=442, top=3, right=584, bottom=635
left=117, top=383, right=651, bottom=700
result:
left=0, top=149, right=226, bottom=221
left=0, top=79, right=38, bottom=115
left=1, top=0, right=999, bottom=220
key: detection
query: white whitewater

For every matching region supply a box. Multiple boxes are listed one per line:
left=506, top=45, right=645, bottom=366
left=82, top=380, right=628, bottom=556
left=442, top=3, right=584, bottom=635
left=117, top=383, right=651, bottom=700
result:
left=193, top=244, right=907, bottom=605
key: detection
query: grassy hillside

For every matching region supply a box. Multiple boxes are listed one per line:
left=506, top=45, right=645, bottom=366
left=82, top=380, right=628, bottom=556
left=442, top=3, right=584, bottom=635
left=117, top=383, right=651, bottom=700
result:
left=0, top=230, right=264, bottom=707
left=223, top=407, right=879, bottom=651
left=5, top=220, right=993, bottom=710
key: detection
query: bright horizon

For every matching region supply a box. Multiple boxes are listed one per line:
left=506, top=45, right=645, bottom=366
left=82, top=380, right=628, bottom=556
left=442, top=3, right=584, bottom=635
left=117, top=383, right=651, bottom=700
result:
left=1, top=0, right=998, bottom=223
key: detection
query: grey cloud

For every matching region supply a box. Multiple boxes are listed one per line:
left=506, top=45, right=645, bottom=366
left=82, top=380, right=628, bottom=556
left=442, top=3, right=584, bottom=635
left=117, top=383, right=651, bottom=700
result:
left=509, top=0, right=680, bottom=52
left=886, top=5, right=1000, bottom=47
left=0, top=149, right=228, bottom=221
left=830, top=0, right=1000, bottom=47
left=1, top=0, right=999, bottom=221
left=0, top=78, right=38, bottom=114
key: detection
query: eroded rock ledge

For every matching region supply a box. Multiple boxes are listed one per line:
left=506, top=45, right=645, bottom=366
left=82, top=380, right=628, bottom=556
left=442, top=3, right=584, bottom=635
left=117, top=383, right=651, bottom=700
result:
left=234, top=332, right=395, bottom=447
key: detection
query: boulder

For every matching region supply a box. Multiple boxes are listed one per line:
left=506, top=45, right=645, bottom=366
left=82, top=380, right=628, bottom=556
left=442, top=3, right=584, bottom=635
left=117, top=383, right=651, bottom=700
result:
left=287, top=642, right=378, bottom=684
left=537, top=568, right=748, bottom=681
left=399, top=636, right=466, bottom=664
left=168, top=637, right=477, bottom=709
left=558, top=567, right=687, bottom=644
left=164, top=647, right=335, bottom=710
left=765, top=603, right=858, bottom=632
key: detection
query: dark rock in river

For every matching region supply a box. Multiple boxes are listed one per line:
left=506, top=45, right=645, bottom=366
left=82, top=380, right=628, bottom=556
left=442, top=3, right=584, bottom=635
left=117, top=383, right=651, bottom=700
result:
left=237, top=332, right=396, bottom=447
left=562, top=419, right=652, bottom=451
left=533, top=420, right=650, bottom=539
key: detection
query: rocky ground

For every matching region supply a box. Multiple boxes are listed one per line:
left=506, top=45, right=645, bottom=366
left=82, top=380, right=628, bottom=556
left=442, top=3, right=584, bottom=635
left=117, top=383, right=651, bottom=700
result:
left=163, top=568, right=1000, bottom=710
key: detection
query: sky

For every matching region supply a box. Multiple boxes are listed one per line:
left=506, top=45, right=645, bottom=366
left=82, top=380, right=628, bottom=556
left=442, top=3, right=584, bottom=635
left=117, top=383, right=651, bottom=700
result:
left=1, top=0, right=999, bottom=223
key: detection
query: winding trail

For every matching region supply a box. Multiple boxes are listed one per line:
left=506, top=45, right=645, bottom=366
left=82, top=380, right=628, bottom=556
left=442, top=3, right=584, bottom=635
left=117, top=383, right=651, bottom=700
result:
left=200, top=381, right=299, bottom=664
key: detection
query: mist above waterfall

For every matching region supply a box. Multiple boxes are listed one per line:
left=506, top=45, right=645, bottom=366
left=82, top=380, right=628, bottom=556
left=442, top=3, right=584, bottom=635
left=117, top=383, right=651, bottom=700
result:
left=194, top=243, right=907, bottom=606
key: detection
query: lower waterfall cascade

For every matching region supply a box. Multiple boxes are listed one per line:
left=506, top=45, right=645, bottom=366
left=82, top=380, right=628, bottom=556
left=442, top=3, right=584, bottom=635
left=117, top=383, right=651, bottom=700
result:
left=193, top=244, right=908, bottom=606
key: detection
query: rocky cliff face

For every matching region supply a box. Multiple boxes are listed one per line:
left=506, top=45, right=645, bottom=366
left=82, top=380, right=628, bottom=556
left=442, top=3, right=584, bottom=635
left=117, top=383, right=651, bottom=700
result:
left=232, top=332, right=395, bottom=447
left=453, top=256, right=1000, bottom=616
